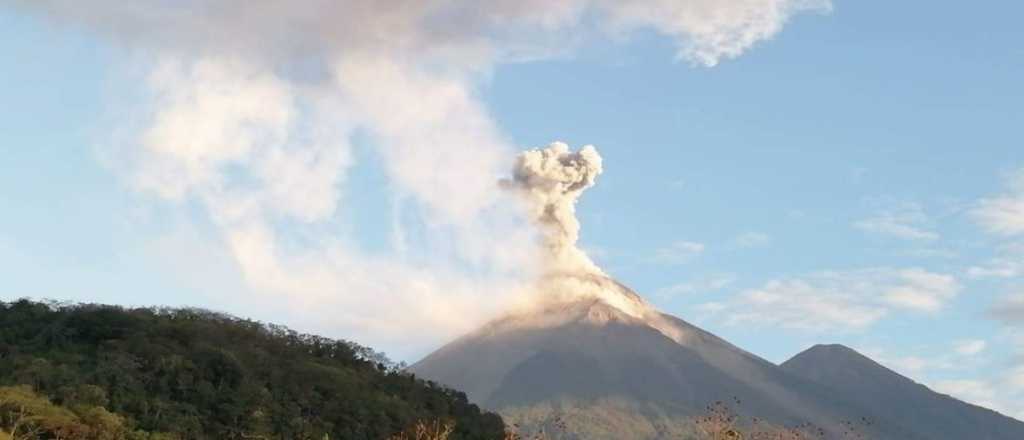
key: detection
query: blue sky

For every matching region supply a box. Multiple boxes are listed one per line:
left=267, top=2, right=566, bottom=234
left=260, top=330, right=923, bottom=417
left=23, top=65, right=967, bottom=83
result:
left=2, top=0, right=1024, bottom=419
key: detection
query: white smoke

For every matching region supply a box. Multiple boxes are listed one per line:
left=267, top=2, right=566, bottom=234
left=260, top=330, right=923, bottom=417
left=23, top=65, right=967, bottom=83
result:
left=7, top=0, right=830, bottom=353
left=499, top=144, right=694, bottom=336
left=503, top=143, right=604, bottom=275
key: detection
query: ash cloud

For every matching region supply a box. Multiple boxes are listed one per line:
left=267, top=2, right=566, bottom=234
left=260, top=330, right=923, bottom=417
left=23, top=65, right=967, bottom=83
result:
left=503, top=143, right=604, bottom=275
left=6, top=0, right=831, bottom=352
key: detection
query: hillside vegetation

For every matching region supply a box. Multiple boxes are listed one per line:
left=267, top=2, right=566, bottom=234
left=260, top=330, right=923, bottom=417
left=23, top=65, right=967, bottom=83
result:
left=0, top=300, right=504, bottom=440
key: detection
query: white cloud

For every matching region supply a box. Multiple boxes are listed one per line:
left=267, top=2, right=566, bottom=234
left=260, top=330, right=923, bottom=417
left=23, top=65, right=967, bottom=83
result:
left=857, top=345, right=1024, bottom=418
left=599, top=0, right=832, bottom=66
left=883, top=268, right=960, bottom=313
left=863, top=342, right=988, bottom=379
left=968, top=258, right=1024, bottom=279
left=966, top=238, right=1024, bottom=280
left=723, top=278, right=887, bottom=331
left=899, top=248, right=958, bottom=259
left=854, top=203, right=938, bottom=241
left=711, top=268, right=961, bottom=332
left=953, top=339, right=988, bottom=356
left=972, top=169, right=1024, bottom=236
left=886, top=355, right=952, bottom=375
left=695, top=301, right=727, bottom=313
left=860, top=338, right=1024, bottom=421
left=657, top=273, right=736, bottom=298
left=11, top=0, right=831, bottom=351
left=974, top=197, right=1024, bottom=237
left=933, top=375, right=1024, bottom=421
left=651, top=240, right=706, bottom=265
left=933, top=380, right=1000, bottom=410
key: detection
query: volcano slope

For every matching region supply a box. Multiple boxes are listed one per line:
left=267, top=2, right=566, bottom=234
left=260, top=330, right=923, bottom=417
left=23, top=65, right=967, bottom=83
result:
left=411, top=274, right=921, bottom=439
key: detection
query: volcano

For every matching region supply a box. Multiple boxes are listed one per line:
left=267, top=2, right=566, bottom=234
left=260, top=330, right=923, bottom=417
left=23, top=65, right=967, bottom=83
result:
left=411, top=273, right=1024, bottom=439
left=412, top=273, right=899, bottom=439
left=412, top=144, right=1024, bottom=439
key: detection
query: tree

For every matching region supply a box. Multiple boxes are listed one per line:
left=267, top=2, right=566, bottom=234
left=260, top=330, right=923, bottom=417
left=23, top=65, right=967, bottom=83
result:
left=0, top=300, right=505, bottom=439
left=0, top=385, right=85, bottom=440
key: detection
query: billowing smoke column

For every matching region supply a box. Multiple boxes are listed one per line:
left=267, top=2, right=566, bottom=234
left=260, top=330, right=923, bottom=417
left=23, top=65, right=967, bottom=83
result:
left=503, top=144, right=699, bottom=333
left=503, top=143, right=605, bottom=276
left=502, top=143, right=660, bottom=318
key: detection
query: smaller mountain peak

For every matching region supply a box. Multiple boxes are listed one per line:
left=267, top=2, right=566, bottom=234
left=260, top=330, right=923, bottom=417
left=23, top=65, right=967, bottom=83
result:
left=789, top=343, right=864, bottom=360
left=807, top=343, right=857, bottom=354
left=781, top=344, right=891, bottom=376
left=782, top=343, right=915, bottom=391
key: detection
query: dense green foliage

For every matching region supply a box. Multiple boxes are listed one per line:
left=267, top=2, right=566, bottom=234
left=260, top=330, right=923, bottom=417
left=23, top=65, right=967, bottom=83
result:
left=0, top=384, right=175, bottom=439
left=0, top=300, right=504, bottom=439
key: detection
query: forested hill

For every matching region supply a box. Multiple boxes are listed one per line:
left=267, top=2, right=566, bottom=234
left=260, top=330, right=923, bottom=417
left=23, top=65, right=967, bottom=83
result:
left=0, top=299, right=504, bottom=439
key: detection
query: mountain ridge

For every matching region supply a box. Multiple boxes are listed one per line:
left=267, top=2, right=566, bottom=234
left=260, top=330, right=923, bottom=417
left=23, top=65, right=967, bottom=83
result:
left=412, top=273, right=1023, bottom=439
left=782, top=343, right=1024, bottom=440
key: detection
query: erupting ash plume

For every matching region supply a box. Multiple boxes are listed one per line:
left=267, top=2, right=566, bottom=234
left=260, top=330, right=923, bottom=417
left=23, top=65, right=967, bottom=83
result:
left=501, top=143, right=659, bottom=319
left=503, top=143, right=604, bottom=275
left=7, top=0, right=831, bottom=353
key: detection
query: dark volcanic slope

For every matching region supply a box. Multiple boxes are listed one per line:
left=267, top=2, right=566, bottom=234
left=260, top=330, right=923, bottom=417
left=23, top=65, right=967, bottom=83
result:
left=782, top=344, right=1024, bottom=440
left=413, top=293, right=916, bottom=440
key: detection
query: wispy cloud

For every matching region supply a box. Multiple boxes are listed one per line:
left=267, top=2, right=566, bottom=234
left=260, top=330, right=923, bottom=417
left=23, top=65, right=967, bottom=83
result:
left=651, top=240, right=706, bottom=265
left=703, top=268, right=960, bottom=332
left=933, top=380, right=1001, bottom=410
left=914, top=332, right=1024, bottom=420
left=965, top=238, right=1024, bottom=279
left=968, top=258, right=1024, bottom=279
left=899, top=248, right=959, bottom=259
left=967, top=172, right=1024, bottom=286
left=974, top=197, right=1024, bottom=236
left=855, top=342, right=1024, bottom=418
left=884, top=268, right=961, bottom=312
left=854, top=203, right=938, bottom=241
left=652, top=232, right=769, bottom=268
left=953, top=339, right=988, bottom=356
left=972, top=169, right=1024, bottom=236
left=656, top=273, right=736, bottom=298
left=930, top=364, right=1024, bottom=420
left=876, top=353, right=955, bottom=376
left=860, top=341, right=987, bottom=379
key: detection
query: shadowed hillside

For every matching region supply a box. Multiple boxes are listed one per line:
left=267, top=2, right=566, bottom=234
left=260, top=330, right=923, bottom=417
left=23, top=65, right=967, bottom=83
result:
left=782, top=344, right=1024, bottom=440
left=0, top=299, right=504, bottom=440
